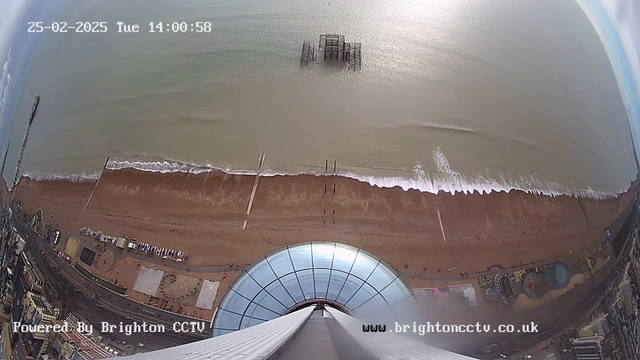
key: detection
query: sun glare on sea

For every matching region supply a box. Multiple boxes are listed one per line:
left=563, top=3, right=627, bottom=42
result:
left=395, top=0, right=465, bottom=20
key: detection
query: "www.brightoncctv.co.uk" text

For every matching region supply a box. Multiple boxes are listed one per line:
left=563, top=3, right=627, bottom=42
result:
left=362, top=322, right=539, bottom=335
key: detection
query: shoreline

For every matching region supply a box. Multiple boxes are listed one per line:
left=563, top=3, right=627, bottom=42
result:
left=103, top=155, right=638, bottom=199
left=19, top=154, right=634, bottom=200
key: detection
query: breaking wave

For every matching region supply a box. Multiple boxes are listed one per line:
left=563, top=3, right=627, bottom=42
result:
left=20, top=150, right=623, bottom=199
left=22, top=171, right=100, bottom=183
left=96, top=149, right=625, bottom=200
left=106, top=159, right=215, bottom=175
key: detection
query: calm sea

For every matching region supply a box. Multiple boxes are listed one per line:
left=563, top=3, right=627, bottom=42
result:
left=3, top=0, right=637, bottom=197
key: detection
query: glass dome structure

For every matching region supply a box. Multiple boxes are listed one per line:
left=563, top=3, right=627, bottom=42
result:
left=212, top=242, right=413, bottom=336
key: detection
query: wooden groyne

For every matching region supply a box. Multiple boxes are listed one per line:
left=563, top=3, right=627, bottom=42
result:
left=243, top=151, right=265, bottom=229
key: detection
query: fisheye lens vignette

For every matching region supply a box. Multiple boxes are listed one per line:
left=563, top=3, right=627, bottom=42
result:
left=0, top=0, right=639, bottom=359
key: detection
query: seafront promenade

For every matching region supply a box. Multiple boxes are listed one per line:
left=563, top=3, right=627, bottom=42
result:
left=7, top=194, right=639, bottom=357
left=8, top=166, right=636, bottom=306
left=10, top=216, right=209, bottom=349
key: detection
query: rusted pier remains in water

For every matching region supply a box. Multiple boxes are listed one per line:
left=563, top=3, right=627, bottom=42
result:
left=301, top=34, right=361, bottom=71
left=300, top=41, right=317, bottom=67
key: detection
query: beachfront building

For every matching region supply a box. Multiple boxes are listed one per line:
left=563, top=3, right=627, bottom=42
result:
left=571, top=336, right=605, bottom=360
left=19, top=291, right=57, bottom=358
left=121, top=242, right=476, bottom=359
left=49, top=319, right=113, bottom=359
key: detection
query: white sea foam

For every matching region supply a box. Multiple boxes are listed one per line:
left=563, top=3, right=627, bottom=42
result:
left=22, top=171, right=100, bottom=183
left=338, top=169, right=619, bottom=200
left=106, top=159, right=214, bottom=175
left=99, top=151, right=626, bottom=200
left=432, top=147, right=457, bottom=176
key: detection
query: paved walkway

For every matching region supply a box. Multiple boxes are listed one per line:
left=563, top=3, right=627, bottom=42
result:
left=62, top=226, right=570, bottom=281
left=398, top=256, right=570, bottom=281
left=60, top=228, right=249, bottom=274
left=14, top=218, right=210, bottom=339
left=54, top=223, right=573, bottom=282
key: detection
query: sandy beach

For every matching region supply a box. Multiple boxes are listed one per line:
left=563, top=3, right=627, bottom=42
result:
left=12, top=168, right=635, bottom=275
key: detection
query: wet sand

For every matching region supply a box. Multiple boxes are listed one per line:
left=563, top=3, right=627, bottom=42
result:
left=12, top=168, right=636, bottom=276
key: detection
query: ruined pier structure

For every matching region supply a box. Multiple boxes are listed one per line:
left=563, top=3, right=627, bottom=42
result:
left=300, top=34, right=361, bottom=70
